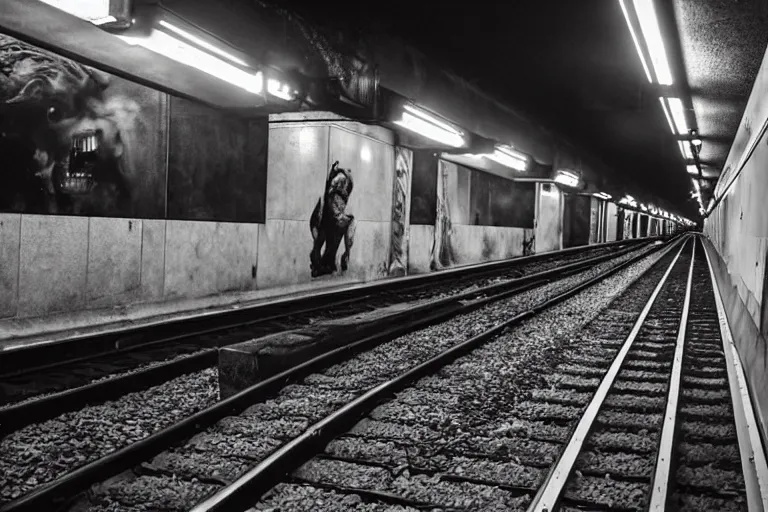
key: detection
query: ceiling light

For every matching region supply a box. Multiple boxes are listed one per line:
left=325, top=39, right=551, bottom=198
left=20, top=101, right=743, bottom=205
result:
left=686, top=165, right=698, bottom=175
left=267, top=78, right=296, bottom=101
left=39, top=0, right=109, bottom=23
left=691, top=138, right=702, bottom=147
left=119, top=27, right=263, bottom=94
left=667, top=98, right=688, bottom=135
left=394, top=104, right=466, bottom=148
left=633, top=0, right=673, bottom=85
left=485, top=144, right=529, bottom=171
left=659, top=98, right=676, bottom=134
left=593, top=192, right=612, bottom=200
left=158, top=20, right=248, bottom=67
left=678, top=141, right=694, bottom=160
left=619, top=0, right=653, bottom=82
left=554, top=170, right=580, bottom=188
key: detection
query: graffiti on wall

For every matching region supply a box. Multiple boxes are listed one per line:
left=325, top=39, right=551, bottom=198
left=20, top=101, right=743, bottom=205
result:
left=0, top=32, right=268, bottom=221
left=0, top=34, right=154, bottom=216
left=623, top=211, right=634, bottom=239
left=389, top=147, right=412, bottom=277
left=431, top=160, right=456, bottom=270
left=310, top=161, right=356, bottom=278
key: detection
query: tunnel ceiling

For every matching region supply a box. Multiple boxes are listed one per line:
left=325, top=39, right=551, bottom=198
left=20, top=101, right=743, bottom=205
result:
left=271, top=0, right=768, bottom=219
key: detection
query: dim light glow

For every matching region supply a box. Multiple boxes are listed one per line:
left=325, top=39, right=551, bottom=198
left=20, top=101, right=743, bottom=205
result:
left=678, top=140, right=694, bottom=160
left=360, top=146, right=371, bottom=163
left=686, top=165, right=698, bottom=175
left=593, top=192, right=612, bottom=200
left=633, top=0, right=673, bottom=85
left=38, top=0, right=111, bottom=23
left=554, top=170, right=580, bottom=188
left=91, top=15, right=117, bottom=25
left=267, top=78, right=295, bottom=101
left=395, top=105, right=465, bottom=148
left=619, top=0, right=653, bottom=82
left=485, top=144, right=528, bottom=171
left=118, top=29, right=264, bottom=94
left=667, top=98, right=688, bottom=135
left=158, top=20, right=249, bottom=67
left=659, top=98, right=675, bottom=134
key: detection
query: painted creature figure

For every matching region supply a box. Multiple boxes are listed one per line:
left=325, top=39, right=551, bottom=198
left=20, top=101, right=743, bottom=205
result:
left=0, top=34, right=137, bottom=215
left=309, top=161, right=356, bottom=277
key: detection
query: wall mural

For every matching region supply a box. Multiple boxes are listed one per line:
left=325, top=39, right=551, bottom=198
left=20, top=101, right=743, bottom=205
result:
left=0, top=34, right=166, bottom=217
left=310, top=161, right=356, bottom=278
left=0, top=32, right=268, bottom=222
left=430, top=160, right=456, bottom=270
left=389, top=147, right=412, bottom=277
left=623, top=210, right=634, bottom=239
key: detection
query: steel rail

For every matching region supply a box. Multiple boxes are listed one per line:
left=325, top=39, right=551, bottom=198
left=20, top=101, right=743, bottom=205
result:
left=187, top=235, right=687, bottom=512
left=526, top=237, right=690, bottom=512
left=0, top=240, right=653, bottom=435
left=647, top=237, right=696, bottom=510
left=703, top=238, right=768, bottom=511
left=0, top=238, right=659, bottom=380
left=0, top=237, right=675, bottom=512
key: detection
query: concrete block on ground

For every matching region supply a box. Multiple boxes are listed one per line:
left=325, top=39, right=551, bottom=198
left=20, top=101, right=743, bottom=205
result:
left=218, top=331, right=315, bottom=399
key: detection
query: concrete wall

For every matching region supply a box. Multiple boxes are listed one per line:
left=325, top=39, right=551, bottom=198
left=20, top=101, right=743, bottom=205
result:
left=535, top=183, right=562, bottom=253
left=0, top=214, right=259, bottom=318
left=259, top=117, right=395, bottom=288
left=703, top=43, right=768, bottom=443
left=605, top=202, right=619, bottom=242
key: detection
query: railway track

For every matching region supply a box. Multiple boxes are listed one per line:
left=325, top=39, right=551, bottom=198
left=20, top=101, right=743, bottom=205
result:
left=1, top=239, right=649, bottom=411
left=42, top=232, right=762, bottom=512
left=0, top=236, right=674, bottom=510
left=0, top=240, right=659, bottom=434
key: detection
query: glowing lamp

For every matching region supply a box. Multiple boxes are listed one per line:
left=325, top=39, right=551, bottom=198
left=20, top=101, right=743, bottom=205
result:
left=119, top=28, right=263, bottom=94
left=394, top=104, right=466, bottom=148
left=554, top=170, right=580, bottom=188
left=485, top=144, right=529, bottom=171
left=666, top=98, right=688, bottom=135
left=633, top=0, right=673, bottom=85
left=38, top=0, right=131, bottom=27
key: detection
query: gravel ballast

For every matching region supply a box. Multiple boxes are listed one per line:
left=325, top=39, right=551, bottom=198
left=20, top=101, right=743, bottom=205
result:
left=48, top=242, right=663, bottom=511
left=249, top=242, right=678, bottom=510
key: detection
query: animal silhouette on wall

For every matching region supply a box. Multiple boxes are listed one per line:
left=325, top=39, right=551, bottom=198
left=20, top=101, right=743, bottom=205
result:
left=309, top=161, right=356, bottom=278
left=0, top=34, right=138, bottom=215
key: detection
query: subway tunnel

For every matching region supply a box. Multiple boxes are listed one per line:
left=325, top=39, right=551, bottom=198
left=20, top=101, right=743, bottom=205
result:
left=1, top=0, right=768, bottom=510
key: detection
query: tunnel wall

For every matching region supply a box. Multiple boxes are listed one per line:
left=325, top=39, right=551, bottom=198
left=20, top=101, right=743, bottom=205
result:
left=535, top=183, right=563, bottom=253
left=703, top=43, right=768, bottom=442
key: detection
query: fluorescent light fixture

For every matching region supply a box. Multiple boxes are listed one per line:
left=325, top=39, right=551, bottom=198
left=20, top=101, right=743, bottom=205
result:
left=118, top=28, right=263, bottom=94
left=267, top=78, right=295, bottom=101
left=667, top=98, right=688, bottom=135
left=633, top=0, right=673, bottom=85
left=38, top=0, right=110, bottom=23
left=158, top=20, right=248, bottom=67
left=686, top=165, right=698, bottom=175
left=658, top=98, right=675, bottom=134
left=593, top=192, right=612, bottom=200
left=678, top=140, right=694, bottom=160
left=91, top=15, right=117, bottom=25
left=554, top=170, right=580, bottom=188
left=619, top=0, right=653, bottom=82
left=485, top=144, right=528, bottom=171
left=394, top=104, right=465, bottom=148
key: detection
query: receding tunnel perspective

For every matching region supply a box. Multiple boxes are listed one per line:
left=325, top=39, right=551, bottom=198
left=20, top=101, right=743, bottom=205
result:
left=1, top=0, right=767, bottom=511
